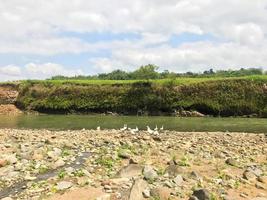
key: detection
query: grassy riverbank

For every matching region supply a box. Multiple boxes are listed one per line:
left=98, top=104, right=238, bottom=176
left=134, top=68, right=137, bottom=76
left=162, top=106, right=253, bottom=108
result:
left=11, top=75, right=267, bottom=117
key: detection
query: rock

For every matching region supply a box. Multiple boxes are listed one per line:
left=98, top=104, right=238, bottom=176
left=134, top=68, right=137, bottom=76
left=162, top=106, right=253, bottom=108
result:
left=117, top=164, right=143, bottom=178
left=96, top=194, right=111, bottom=200
left=143, top=165, right=158, bottom=181
left=47, top=187, right=106, bottom=200
left=129, top=178, right=148, bottom=200
left=190, top=171, right=202, bottom=181
left=189, top=196, right=199, bottom=200
left=150, top=187, right=172, bottom=200
left=251, top=198, right=267, bottom=200
left=5, top=154, right=17, bottom=164
left=0, top=159, right=7, bottom=167
left=118, top=149, right=131, bottom=159
left=243, top=170, right=257, bottom=181
left=173, top=174, right=183, bottom=186
left=255, top=182, right=266, bottom=190
left=53, top=159, right=65, bottom=169
left=225, top=158, right=238, bottom=166
left=165, top=164, right=182, bottom=177
left=142, top=189, right=150, bottom=198
left=191, top=189, right=211, bottom=200
left=129, top=158, right=138, bottom=164
left=56, top=181, right=73, bottom=190
left=25, top=175, right=37, bottom=181
left=1, top=197, right=13, bottom=200
left=258, top=176, right=267, bottom=184
left=47, top=148, right=62, bottom=160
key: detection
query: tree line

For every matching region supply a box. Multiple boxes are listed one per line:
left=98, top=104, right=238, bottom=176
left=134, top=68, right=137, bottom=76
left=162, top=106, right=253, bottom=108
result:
left=50, top=64, right=266, bottom=80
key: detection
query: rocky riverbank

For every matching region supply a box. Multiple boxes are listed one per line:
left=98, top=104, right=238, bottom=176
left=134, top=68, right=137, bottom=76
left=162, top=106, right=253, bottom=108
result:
left=0, top=129, right=266, bottom=200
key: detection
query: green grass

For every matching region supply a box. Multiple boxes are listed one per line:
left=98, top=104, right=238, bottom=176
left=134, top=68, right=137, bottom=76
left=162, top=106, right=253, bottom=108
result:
left=15, top=75, right=267, bottom=86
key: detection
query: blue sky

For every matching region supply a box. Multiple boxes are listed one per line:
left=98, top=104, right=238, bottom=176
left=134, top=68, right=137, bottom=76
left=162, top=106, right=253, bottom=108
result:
left=0, top=0, right=267, bottom=80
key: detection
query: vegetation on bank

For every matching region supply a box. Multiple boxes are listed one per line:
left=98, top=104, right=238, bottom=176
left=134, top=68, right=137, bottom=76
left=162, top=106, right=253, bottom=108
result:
left=15, top=76, right=267, bottom=117
left=50, top=65, right=266, bottom=80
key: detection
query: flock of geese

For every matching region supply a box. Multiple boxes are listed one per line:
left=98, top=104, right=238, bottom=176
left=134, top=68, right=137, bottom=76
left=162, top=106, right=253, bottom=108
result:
left=96, top=124, right=164, bottom=135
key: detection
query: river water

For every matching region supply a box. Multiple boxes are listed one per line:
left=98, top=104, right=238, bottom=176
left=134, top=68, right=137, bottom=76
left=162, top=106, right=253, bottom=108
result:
left=0, top=115, right=267, bottom=133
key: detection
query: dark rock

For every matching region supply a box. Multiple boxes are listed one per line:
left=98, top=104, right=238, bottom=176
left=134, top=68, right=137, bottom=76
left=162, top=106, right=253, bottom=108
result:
left=192, top=189, right=211, bottom=200
left=225, top=158, right=238, bottom=166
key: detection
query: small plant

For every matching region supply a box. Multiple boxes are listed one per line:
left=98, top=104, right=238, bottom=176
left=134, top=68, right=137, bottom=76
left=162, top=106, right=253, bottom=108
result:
left=58, top=170, right=67, bottom=179
left=73, top=169, right=85, bottom=177
left=39, top=165, right=49, bottom=174
left=178, top=155, right=190, bottom=167
left=96, top=157, right=114, bottom=169
left=210, top=193, right=218, bottom=200
left=61, top=149, right=71, bottom=157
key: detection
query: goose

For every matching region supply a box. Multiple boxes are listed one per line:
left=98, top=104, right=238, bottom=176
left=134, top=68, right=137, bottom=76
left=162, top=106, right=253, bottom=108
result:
left=147, top=126, right=154, bottom=134
left=96, top=126, right=101, bottom=131
left=120, top=124, right=127, bottom=131
left=154, top=125, right=158, bottom=131
left=153, top=130, right=159, bottom=136
left=160, top=125, right=164, bottom=131
left=133, top=126, right=139, bottom=132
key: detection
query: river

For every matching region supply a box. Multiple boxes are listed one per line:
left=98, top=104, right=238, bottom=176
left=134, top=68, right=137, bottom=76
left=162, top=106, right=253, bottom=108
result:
left=0, top=114, right=267, bottom=133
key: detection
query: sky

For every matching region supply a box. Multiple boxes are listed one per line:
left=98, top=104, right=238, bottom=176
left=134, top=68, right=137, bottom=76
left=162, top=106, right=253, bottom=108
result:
left=0, top=0, right=267, bottom=81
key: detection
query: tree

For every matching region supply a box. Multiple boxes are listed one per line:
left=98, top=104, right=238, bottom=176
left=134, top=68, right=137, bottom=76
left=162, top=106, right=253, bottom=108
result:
left=131, top=64, right=160, bottom=80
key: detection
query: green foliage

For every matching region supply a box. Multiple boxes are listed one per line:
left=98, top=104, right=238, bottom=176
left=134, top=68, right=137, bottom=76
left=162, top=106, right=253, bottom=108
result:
left=58, top=170, right=67, bottom=179
left=48, top=66, right=265, bottom=81
left=15, top=76, right=267, bottom=117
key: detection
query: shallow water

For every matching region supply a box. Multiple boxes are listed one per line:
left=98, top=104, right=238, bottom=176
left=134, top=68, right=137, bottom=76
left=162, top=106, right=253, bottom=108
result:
left=0, top=114, right=267, bottom=133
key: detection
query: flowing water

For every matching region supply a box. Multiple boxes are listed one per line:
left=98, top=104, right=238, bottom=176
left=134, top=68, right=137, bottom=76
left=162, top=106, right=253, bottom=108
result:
left=0, top=114, right=267, bottom=133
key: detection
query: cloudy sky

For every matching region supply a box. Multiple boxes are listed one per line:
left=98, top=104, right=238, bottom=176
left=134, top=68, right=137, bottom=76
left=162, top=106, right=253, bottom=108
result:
left=0, top=0, right=267, bottom=80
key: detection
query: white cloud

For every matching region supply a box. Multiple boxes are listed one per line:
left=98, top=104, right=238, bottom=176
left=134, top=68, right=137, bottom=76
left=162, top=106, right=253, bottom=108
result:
left=0, top=65, right=21, bottom=76
left=0, top=0, right=267, bottom=73
left=0, top=63, right=83, bottom=81
left=91, top=41, right=267, bottom=73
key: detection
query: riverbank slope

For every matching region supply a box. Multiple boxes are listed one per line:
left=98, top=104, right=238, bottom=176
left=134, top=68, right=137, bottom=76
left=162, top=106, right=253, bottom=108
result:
left=1, top=76, right=267, bottom=117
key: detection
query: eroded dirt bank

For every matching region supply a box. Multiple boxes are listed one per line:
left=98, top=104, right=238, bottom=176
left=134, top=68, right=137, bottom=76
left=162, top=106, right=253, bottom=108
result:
left=0, top=129, right=266, bottom=200
left=0, top=85, right=21, bottom=115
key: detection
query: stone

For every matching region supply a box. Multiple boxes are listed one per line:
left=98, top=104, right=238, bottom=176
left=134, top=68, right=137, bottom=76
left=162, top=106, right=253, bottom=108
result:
left=25, top=175, right=37, bottom=181
left=251, top=198, right=267, bottom=200
left=129, top=178, right=148, bottom=200
left=165, top=164, right=182, bottom=177
left=190, top=171, right=202, bottom=181
left=150, top=187, right=172, bottom=200
left=53, top=159, right=65, bottom=169
left=173, top=175, right=183, bottom=186
left=5, top=154, right=17, bottom=164
left=255, top=182, right=266, bottom=190
left=225, top=158, right=238, bottom=166
left=47, top=187, right=105, bottom=200
left=118, top=149, right=131, bottom=159
left=142, top=189, right=150, bottom=198
left=192, top=189, right=211, bottom=200
left=56, top=181, right=73, bottom=190
left=189, top=196, right=199, bottom=200
left=143, top=165, right=158, bottom=181
left=1, top=197, right=13, bottom=200
left=243, top=170, right=257, bottom=181
left=258, top=176, right=267, bottom=184
left=117, top=164, right=143, bottom=178
left=0, top=159, right=7, bottom=167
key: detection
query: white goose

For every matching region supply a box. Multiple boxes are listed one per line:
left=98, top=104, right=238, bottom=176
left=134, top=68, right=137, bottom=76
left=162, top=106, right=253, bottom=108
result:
left=120, top=124, right=128, bottom=131
left=147, top=126, right=154, bottom=134
left=160, top=125, right=164, bottom=131
left=96, top=126, right=101, bottom=131
left=154, top=125, right=158, bottom=131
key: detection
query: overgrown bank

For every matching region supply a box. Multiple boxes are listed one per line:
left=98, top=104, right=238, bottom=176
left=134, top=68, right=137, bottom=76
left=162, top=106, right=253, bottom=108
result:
left=14, top=77, right=267, bottom=117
